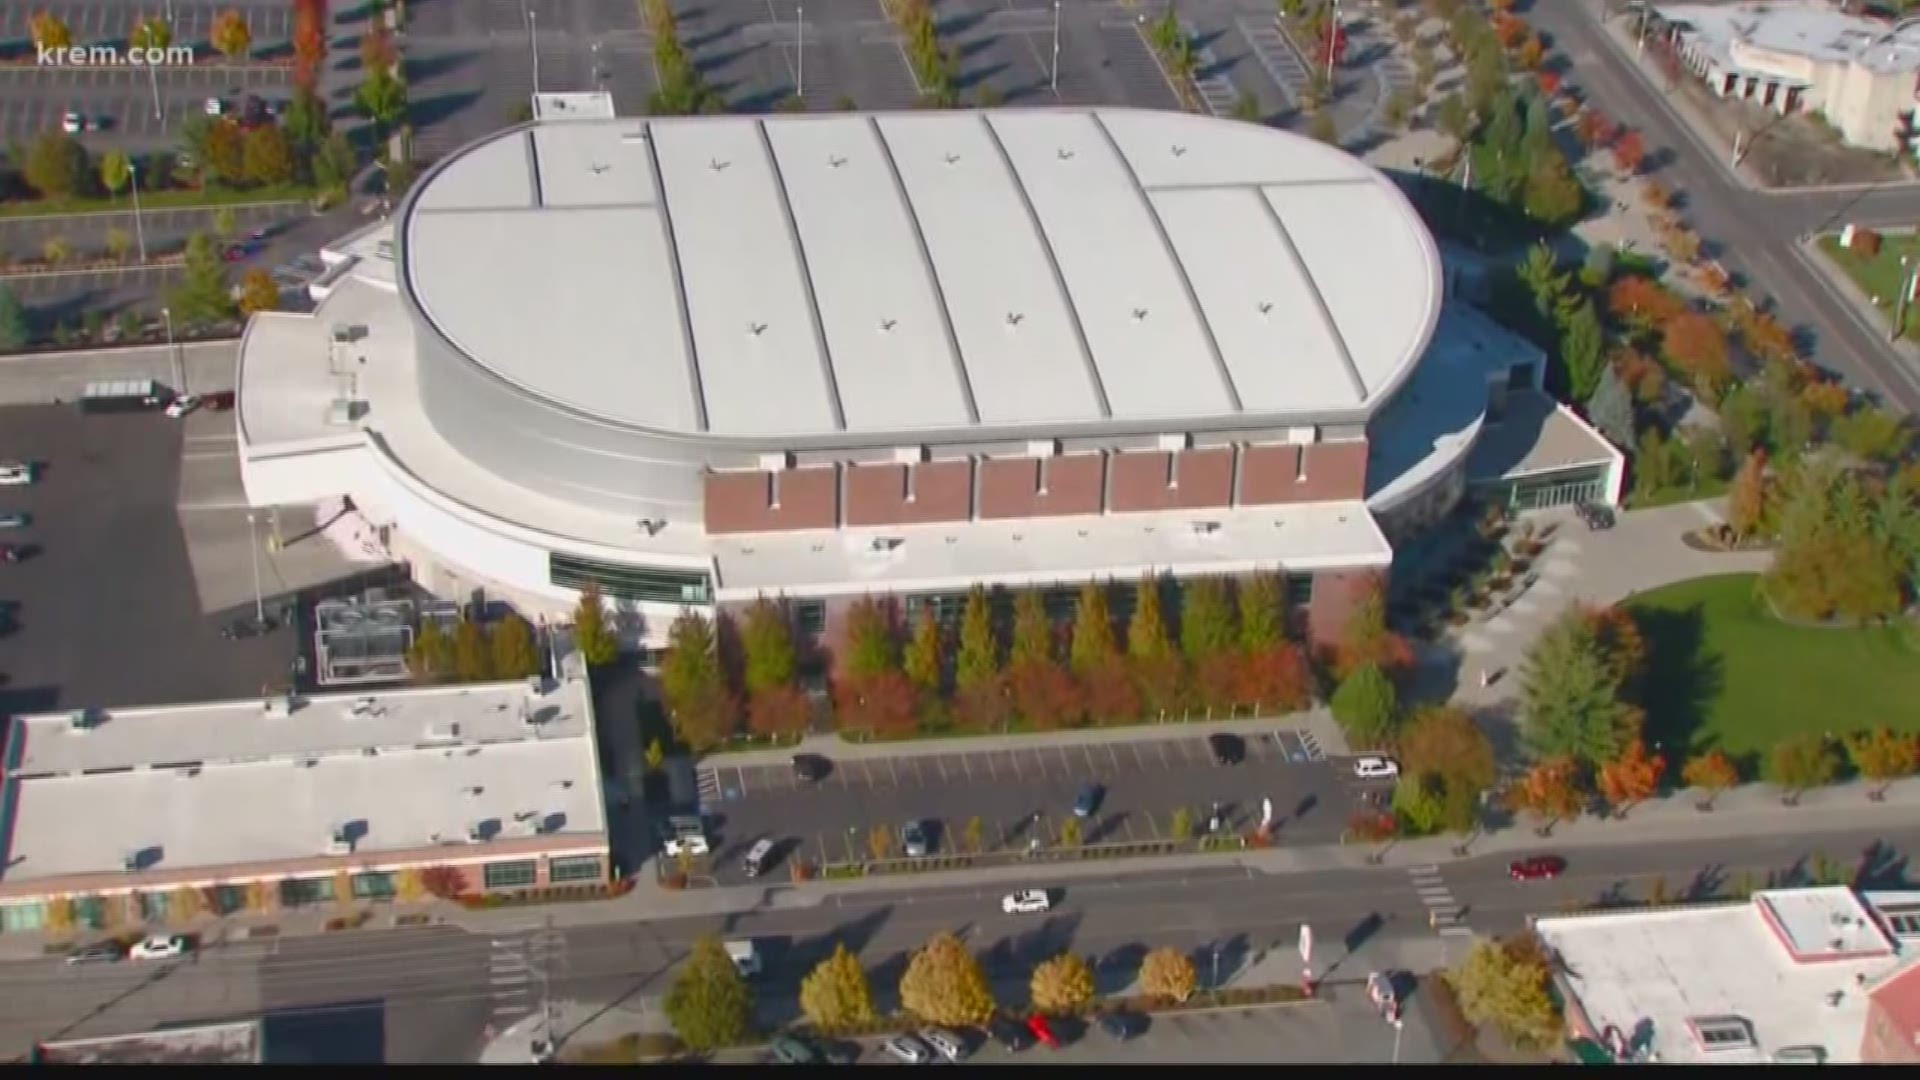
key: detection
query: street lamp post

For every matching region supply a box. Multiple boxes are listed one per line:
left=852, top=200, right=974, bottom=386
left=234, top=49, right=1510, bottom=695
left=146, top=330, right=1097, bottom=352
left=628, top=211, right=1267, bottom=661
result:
left=1211, top=946, right=1222, bottom=988
left=796, top=3, right=805, bottom=99
left=246, top=511, right=266, bottom=625
left=1326, top=0, right=1340, bottom=84
left=1050, top=0, right=1061, bottom=93
left=528, top=7, right=541, bottom=95
left=160, top=306, right=183, bottom=394
left=147, top=54, right=162, bottom=121
left=1392, top=1017, right=1404, bottom=1064
left=128, top=160, right=149, bottom=263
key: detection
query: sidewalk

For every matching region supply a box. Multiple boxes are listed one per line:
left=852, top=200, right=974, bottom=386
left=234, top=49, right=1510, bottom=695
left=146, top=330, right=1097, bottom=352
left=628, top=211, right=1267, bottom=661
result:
left=703, top=709, right=1352, bottom=770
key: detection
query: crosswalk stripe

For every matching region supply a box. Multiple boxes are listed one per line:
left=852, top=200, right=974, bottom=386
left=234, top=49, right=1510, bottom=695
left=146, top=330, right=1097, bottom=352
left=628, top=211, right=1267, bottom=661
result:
left=1439, top=926, right=1476, bottom=937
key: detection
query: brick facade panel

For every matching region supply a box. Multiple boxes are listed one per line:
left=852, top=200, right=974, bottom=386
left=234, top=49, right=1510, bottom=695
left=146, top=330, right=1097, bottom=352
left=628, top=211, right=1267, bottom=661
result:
left=977, top=454, right=1105, bottom=519
left=1109, top=449, right=1235, bottom=513
left=844, top=461, right=974, bottom=526
left=1306, top=568, right=1378, bottom=647
left=1239, top=440, right=1369, bottom=505
left=704, top=468, right=839, bottom=534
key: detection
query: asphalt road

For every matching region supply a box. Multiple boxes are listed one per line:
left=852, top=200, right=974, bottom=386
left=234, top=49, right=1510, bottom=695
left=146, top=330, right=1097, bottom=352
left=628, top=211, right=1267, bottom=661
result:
left=0, top=404, right=300, bottom=713
left=1535, top=0, right=1920, bottom=414
left=697, top=730, right=1359, bottom=885
left=3, top=821, right=1911, bottom=1060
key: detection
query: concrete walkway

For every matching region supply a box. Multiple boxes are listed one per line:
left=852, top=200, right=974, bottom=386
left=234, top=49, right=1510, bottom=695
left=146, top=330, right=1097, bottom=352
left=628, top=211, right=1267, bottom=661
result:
left=1433, top=501, right=1771, bottom=712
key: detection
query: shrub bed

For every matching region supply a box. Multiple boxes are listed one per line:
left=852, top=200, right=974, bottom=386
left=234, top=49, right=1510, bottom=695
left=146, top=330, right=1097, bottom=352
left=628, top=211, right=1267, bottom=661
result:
left=456, top=880, right=635, bottom=910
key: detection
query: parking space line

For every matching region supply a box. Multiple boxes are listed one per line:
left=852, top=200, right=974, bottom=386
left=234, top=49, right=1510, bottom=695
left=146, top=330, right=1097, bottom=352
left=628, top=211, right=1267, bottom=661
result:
left=886, top=757, right=900, bottom=787
left=1154, top=740, right=1171, bottom=769
left=734, top=767, right=750, bottom=797
left=960, top=753, right=973, bottom=782
left=1009, top=750, right=1024, bottom=780
left=1055, top=744, right=1073, bottom=777
left=1104, top=742, right=1122, bottom=774
left=1082, top=743, right=1100, bottom=776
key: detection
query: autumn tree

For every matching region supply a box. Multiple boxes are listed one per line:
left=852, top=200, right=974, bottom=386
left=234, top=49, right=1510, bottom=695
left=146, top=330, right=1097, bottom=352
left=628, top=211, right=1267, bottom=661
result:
left=1507, top=756, right=1585, bottom=835
left=1179, top=577, right=1237, bottom=660
left=1767, top=458, right=1907, bottom=622
left=1596, top=739, right=1666, bottom=818
left=835, top=670, right=918, bottom=738
left=24, top=132, right=90, bottom=201
left=129, top=15, right=172, bottom=51
left=242, top=123, right=294, bottom=185
left=1138, top=946, right=1198, bottom=1004
left=1010, top=591, right=1053, bottom=667
left=453, top=614, right=491, bottom=672
left=361, top=21, right=399, bottom=77
left=747, top=684, right=809, bottom=741
left=1334, top=574, right=1410, bottom=680
left=292, top=0, right=331, bottom=94
left=1081, top=654, right=1142, bottom=726
left=237, top=268, right=280, bottom=316
left=739, top=599, right=796, bottom=695
left=1520, top=608, right=1636, bottom=768
left=99, top=149, right=131, bottom=204
left=1330, top=662, right=1398, bottom=748
left=1680, top=748, right=1740, bottom=810
left=1448, top=934, right=1562, bottom=1051
left=1662, top=311, right=1732, bottom=394
left=1574, top=109, right=1617, bottom=151
left=1606, top=275, right=1685, bottom=334
left=899, top=931, right=996, bottom=1027
left=1399, top=704, right=1497, bottom=837
left=1029, top=953, right=1096, bottom=1015
left=954, top=585, right=999, bottom=692
left=902, top=608, right=943, bottom=694
left=1726, top=450, right=1767, bottom=539
left=29, top=10, right=72, bottom=50
left=571, top=580, right=617, bottom=666
left=1067, top=580, right=1120, bottom=675
left=839, top=597, right=895, bottom=681
left=1237, top=573, right=1285, bottom=649
left=1009, top=658, right=1085, bottom=731
left=1844, top=729, right=1919, bottom=800
left=660, top=610, right=738, bottom=751
left=212, top=9, right=252, bottom=62
left=800, top=943, right=876, bottom=1032
left=1610, top=129, right=1645, bottom=174
left=407, top=616, right=454, bottom=682
left=1127, top=576, right=1174, bottom=660
left=1769, top=735, right=1838, bottom=806
left=487, top=613, right=541, bottom=679
left=665, top=935, right=752, bottom=1051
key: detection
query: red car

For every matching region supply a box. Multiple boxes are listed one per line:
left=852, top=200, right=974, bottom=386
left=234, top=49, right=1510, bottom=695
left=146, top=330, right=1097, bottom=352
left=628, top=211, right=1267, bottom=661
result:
left=1026, top=1014, right=1060, bottom=1050
left=1509, top=855, right=1568, bottom=881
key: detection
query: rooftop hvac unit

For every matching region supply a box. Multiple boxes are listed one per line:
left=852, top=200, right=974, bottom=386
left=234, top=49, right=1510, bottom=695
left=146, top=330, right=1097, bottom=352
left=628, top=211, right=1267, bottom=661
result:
left=263, top=692, right=294, bottom=719
left=68, top=708, right=100, bottom=732
left=122, top=852, right=142, bottom=872
left=465, top=823, right=488, bottom=844
left=526, top=674, right=546, bottom=696
left=326, top=825, right=353, bottom=855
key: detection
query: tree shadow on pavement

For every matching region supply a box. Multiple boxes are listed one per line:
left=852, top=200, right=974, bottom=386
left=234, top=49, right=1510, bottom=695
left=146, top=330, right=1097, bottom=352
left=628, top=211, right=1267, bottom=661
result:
left=1094, top=942, right=1148, bottom=997
left=1629, top=603, right=1722, bottom=758
left=1856, top=840, right=1912, bottom=890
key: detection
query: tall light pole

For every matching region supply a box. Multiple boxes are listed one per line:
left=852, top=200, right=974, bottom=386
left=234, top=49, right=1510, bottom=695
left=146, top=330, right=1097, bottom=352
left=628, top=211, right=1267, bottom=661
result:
left=797, top=3, right=805, bottom=99
left=146, top=54, right=162, bottom=121
left=528, top=7, right=541, bottom=95
left=1050, top=0, right=1061, bottom=94
left=1211, top=945, right=1222, bottom=988
left=1326, top=0, right=1340, bottom=84
left=160, top=306, right=183, bottom=394
left=1391, top=1017, right=1404, bottom=1064
left=128, top=160, right=149, bottom=263
left=246, top=510, right=266, bottom=625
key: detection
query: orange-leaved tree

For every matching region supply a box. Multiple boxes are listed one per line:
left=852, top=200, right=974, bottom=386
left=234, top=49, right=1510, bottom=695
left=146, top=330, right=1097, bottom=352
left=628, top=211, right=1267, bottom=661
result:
left=1844, top=729, right=1920, bottom=802
left=1506, top=756, right=1585, bottom=836
left=1597, top=740, right=1666, bottom=819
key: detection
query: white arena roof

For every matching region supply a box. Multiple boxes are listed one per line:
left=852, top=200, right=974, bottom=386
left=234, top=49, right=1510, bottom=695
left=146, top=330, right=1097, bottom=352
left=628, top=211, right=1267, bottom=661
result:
left=400, top=106, right=1443, bottom=443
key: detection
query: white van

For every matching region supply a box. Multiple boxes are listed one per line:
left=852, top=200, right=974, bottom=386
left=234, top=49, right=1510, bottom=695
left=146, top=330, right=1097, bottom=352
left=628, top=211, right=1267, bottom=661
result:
left=744, top=837, right=775, bottom=878
left=725, top=939, right=761, bottom=978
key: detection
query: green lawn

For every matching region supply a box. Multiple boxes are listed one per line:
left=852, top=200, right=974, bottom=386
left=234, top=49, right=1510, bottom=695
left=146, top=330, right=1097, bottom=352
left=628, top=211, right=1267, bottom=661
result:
left=0, top=184, right=315, bottom=220
left=1625, top=574, right=1920, bottom=763
left=1817, top=232, right=1920, bottom=339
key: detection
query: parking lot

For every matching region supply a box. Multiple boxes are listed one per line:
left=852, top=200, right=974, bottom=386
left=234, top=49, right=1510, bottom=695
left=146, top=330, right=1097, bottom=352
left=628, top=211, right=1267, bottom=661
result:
left=0, top=63, right=293, bottom=155
left=0, top=2, right=293, bottom=54
left=695, top=729, right=1391, bottom=884
left=0, top=404, right=306, bottom=712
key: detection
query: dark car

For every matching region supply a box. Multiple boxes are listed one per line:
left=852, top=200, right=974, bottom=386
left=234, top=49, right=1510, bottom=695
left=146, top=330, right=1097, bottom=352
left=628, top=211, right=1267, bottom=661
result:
left=65, top=941, right=124, bottom=965
left=1097, top=1011, right=1141, bottom=1041
left=1509, top=855, right=1568, bottom=881
left=204, top=390, right=237, bottom=411
left=769, top=1034, right=823, bottom=1065
left=987, top=1016, right=1032, bottom=1052
left=1207, top=732, right=1244, bottom=765
left=1073, top=782, right=1105, bottom=819
left=790, top=753, right=830, bottom=782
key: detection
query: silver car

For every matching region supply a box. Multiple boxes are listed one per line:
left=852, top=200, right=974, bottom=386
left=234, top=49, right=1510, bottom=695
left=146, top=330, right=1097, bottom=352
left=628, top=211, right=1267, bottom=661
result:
left=920, top=1027, right=966, bottom=1061
left=882, top=1035, right=932, bottom=1064
left=901, top=820, right=930, bottom=858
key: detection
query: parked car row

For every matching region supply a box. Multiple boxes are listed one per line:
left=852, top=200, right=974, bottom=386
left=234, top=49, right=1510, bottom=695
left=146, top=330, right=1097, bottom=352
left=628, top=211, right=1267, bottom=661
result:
left=65, top=934, right=194, bottom=965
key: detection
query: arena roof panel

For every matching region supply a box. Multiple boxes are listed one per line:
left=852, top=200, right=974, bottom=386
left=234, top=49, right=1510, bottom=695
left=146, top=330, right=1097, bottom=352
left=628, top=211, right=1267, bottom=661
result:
left=399, top=106, right=1440, bottom=446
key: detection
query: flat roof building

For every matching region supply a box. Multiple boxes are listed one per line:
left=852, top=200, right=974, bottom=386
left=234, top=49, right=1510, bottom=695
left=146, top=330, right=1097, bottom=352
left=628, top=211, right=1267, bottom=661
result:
left=1534, top=887, right=1918, bottom=1065
left=0, top=659, right=609, bottom=933
left=237, top=95, right=1616, bottom=656
left=1658, top=1, right=1920, bottom=152
left=33, top=1021, right=264, bottom=1064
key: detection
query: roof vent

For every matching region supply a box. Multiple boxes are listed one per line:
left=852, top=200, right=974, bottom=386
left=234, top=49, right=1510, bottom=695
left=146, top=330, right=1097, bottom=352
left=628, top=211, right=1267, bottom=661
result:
left=1257, top=301, right=1273, bottom=316
left=1191, top=521, right=1221, bottom=537
left=122, top=851, right=142, bottom=872
left=326, top=825, right=353, bottom=855
left=1005, top=312, right=1024, bottom=328
left=708, top=157, right=730, bottom=172
left=68, top=708, right=101, bottom=732
left=637, top=518, right=666, bottom=536
left=264, top=692, right=295, bottom=719
left=1132, top=307, right=1149, bottom=321
left=748, top=321, right=767, bottom=337
left=1057, top=147, right=1075, bottom=160
left=828, top=154, right=847, bottom=168
left=878, top=318, right=896, bottom=333
left=1170, top=144, right=1187, bottom=157
left=943, top=152, right=960, bottom=165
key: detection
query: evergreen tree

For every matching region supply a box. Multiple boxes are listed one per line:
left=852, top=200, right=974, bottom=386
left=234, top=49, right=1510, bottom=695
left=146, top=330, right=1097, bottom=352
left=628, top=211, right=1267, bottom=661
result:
left=1127, top=576, right=1173, bottom=660
left=1069, top=581, right=1118, bottom=676
left=664, top=935, right=752, bottom=1051
left=1588, top=363, right=1636, bottom=449
left=487, top=614, right=541, bottom=680
left=1178, top=577, right=1236, bottom=659
left=1521, top=92, right=1554, bottom=166
left=1330, top=662, right=1399, bottom=747
left=1009, top=591, right=1053, bottom=667
left=168, top=233, right=235, bottom=328
left=1559, top=299, right=1607, bottom=403
left=1520, top=611, right=1635, bottom=768
left=1237, top=573, right=1284, bottom=650
left=954, top=586, right=999, bottom=691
